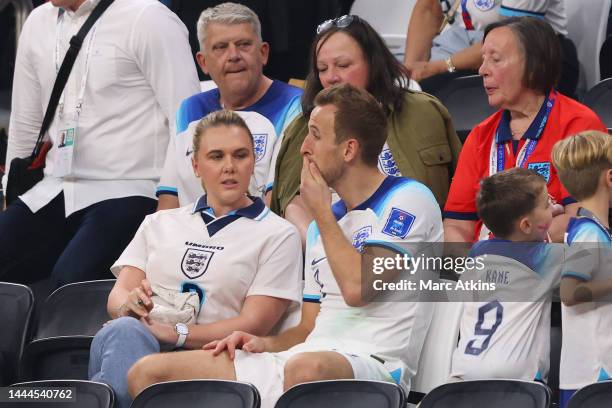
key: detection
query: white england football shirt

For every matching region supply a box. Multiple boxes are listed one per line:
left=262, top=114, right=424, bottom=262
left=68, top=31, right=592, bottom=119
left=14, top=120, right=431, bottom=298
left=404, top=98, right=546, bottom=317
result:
left=157, top=81, right=302, bottom=205
left=451, top=240, right=563, bottom=381
left=303, top=176, right=443, bottom=391
left=560, top=214, right=612, bottom=389
left=112, top=196, right=303, bottom=325
left=456, top=0, right=567, bottom=35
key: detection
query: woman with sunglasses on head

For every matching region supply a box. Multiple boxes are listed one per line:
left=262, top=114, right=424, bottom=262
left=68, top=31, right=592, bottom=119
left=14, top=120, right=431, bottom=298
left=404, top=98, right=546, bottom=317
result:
left=268, top=14, right=462, bottom=243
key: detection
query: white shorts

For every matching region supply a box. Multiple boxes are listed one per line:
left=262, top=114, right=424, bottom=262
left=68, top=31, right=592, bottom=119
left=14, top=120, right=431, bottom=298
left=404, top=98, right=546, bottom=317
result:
left=234, top=342, right=396, bottom=408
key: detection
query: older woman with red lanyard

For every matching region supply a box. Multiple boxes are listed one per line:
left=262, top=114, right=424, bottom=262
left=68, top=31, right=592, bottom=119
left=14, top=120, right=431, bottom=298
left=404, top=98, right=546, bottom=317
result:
left=443, top=17, right=607, bottom=243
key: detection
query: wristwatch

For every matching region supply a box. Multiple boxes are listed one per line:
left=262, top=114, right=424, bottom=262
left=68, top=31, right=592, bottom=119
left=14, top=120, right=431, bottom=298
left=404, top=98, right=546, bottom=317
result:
left=175, top=323, right=189, bottom=348
left=445, top=56, right=456, bottom=73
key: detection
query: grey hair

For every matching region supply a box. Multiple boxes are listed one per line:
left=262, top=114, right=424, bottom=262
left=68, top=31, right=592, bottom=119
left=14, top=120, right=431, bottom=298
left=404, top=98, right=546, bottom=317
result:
left=196, top=2, right=262, bottom=47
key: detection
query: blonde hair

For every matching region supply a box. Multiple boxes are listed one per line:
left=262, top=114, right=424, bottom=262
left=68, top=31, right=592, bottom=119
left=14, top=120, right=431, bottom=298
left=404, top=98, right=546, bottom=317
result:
left=196, top=2, right=262, bottom=48
left=192, top=110, right=253, bottom=156
left=551, top=130, right=612, bottom=200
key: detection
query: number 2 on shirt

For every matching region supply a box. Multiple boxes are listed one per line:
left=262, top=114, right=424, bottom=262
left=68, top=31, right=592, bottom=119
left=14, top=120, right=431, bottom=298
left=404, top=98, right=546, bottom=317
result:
left=465, top=300, right=504, bottom=356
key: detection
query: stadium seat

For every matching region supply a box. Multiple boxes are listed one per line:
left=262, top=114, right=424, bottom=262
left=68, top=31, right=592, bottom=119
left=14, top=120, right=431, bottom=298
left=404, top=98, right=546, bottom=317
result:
left=275, top=380, right=404, bottom=408
left=410, top=301, right=463, bottom=404
left=0, top=125, right=7, bottom=211
left=564, top=0, right=612, bottom=95
left=350, top=0, right=417, bottom=60
left=20, top=279, right=115, bottom=381
left=434, top=75, right=497, bottom=143
left=419, top=379, right=551, bottom=408
left=582, top=78, right=612, bottom=131
left=0, top=107, right=8, bottom=135
left=7, top=380, right=114, bottom=408
left=288, top=78, right=306, bottom=89
left=0, top=282, right=34, bottom=385
left=34, top=279, right=115, bottom=338
left=131, top=380, right=260, bottom=408
left=567, top=381, right=612, bottom=408
left=600, top=35, right=612, bottom=80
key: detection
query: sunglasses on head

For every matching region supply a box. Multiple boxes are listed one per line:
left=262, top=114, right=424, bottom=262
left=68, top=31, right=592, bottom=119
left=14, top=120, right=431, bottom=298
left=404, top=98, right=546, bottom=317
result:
left=316, top=15, right=355, bottom=34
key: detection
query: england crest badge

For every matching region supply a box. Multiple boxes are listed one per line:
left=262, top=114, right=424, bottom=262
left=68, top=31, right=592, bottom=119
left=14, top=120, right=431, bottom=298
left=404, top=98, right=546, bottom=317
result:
left=181, top=248, right=214, bottom=279
left=473, top=0, right=496, bottom=11
left=527, top=162, right=551, bottom=183
left=378, top=148, right=401, bottom=177
left=352, top=226, right=373, bottom=252
left=252, top=134, right=268, bottom=163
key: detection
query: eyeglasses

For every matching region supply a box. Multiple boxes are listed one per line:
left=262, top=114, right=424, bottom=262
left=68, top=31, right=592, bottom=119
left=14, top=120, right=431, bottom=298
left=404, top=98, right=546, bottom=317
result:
left=316, top=15, right=355, bottom=34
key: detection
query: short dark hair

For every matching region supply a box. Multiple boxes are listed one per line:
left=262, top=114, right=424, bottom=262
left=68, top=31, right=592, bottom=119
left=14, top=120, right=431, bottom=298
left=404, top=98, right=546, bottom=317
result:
left=476, top=167, right=547, bottom=238
left=314, top=84, right=387, bottom=167
left=484, top=17, right=561, bottom=95
left=302, top=15, right=410, bottom=116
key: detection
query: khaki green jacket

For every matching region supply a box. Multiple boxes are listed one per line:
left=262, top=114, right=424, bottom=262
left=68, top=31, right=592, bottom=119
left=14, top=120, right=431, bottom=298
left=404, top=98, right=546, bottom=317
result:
left=269, top=90, right=462, bottom=215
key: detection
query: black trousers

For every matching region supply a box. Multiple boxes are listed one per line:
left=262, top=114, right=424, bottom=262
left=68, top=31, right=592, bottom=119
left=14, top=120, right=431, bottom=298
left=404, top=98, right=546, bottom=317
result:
left=0, top=193, right=156, bottom=289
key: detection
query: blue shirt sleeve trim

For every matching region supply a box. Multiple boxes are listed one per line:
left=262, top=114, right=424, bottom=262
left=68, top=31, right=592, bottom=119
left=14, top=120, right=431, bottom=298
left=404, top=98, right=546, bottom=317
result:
left=499, top=6, right=545, bottom=18
left=561, top=272, right=591, bottom=281
left=443, top=211, right=479, bottom=221
left=598, top=368, right=611, bottom=381
left=273, top=96, right=301, bottom=137
left=176, top=99, right=190, bottom=134
left=303, top=295, right=321, bottom=303
left=156, top=186, right=178, bottom=197
left=562, top=196, right=577, bottom=206
left=265, top=182, right=274, bottom=193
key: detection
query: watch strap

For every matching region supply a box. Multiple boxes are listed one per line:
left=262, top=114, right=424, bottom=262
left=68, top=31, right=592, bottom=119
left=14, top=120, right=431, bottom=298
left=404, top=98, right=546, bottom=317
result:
left=175, top=324, right=188, bottom=348
left=445, top=56, right=457, bottom=73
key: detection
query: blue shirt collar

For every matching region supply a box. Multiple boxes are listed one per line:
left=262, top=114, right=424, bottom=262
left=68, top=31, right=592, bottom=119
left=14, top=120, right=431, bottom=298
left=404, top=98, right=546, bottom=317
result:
left=192, top=195, right=265, bottom=220
left=496, top=92, right=552, bottom=143
left=577, top=207, right=612, bottom=235
left=469, top=238, right=547, bottom=271
left=332, top=176, right=398, bottom=220
left=210, top=80, right=279, bottom=112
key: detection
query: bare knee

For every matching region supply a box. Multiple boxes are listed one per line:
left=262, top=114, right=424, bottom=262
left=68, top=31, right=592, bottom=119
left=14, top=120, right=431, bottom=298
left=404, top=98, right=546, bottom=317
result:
left=127, top=353, right=168, bottom=399
left=283, top=354, right=329, bottom=391
left=127, top=350, right=236, bottom=399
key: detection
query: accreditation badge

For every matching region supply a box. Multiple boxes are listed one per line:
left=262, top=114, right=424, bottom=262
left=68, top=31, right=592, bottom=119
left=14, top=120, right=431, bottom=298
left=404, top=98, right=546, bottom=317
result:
left=53, top=111, right=78, bottom=177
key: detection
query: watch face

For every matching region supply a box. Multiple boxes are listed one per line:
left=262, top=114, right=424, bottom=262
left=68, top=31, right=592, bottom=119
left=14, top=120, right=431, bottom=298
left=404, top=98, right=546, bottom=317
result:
left=176, top=324, right=188, bottom=335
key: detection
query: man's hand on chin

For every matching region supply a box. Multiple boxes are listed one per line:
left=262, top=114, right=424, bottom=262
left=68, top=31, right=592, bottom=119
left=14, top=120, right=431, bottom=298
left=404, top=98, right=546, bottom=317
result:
left=300, top=156, right=332, bottom=220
